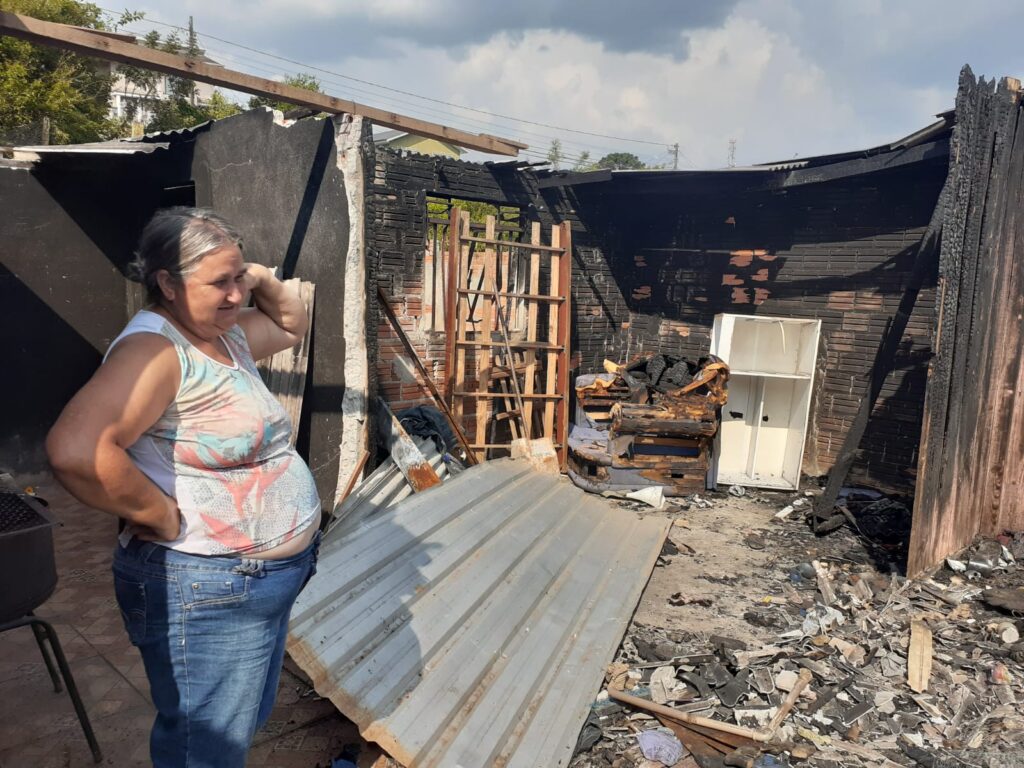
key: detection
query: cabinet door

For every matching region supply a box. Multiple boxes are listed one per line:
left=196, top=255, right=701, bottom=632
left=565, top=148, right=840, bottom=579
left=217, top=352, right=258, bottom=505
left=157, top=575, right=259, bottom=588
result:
left=717, top=376, right=759, bottom=484
left=749, top=378, right=800, bottom=485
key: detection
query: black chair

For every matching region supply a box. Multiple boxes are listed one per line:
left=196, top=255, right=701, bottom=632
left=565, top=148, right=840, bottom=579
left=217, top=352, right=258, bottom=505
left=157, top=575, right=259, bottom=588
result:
left=0, top=485, right=102, bottom=763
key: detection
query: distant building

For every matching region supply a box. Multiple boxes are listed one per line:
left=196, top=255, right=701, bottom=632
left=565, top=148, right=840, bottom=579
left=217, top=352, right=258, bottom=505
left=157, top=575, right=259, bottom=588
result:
left=373, top=129, right=465, bottom=159
left=99, top=29, right=221, bottom=131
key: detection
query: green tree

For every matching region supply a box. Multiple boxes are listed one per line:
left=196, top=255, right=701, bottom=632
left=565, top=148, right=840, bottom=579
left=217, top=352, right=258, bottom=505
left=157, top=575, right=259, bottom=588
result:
left=118, top=26, right=241, bottom=134
left=573, top=150, right=598, bottom=171
left=247, top=73, right=323, bottom=113
left=596, top=151, right=645, bottom=170
left=546, top=138, right=563, bottom=169
left=0, top=0, right=125, bottom=143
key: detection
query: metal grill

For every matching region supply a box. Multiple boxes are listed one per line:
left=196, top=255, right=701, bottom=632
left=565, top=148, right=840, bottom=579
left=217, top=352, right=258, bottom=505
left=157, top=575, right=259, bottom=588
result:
left=0, top=492, right=51, bottom=536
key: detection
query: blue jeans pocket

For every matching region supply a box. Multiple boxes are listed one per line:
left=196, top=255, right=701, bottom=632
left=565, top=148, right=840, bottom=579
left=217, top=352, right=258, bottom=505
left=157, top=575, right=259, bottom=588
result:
left=181, top=574, right=249, bottom=608
left=113, top=574, right=147, bottom=646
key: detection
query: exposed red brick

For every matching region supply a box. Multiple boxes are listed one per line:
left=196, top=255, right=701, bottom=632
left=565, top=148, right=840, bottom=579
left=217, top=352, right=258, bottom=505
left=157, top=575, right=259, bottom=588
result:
left=632, top=286, right=652, bottom=300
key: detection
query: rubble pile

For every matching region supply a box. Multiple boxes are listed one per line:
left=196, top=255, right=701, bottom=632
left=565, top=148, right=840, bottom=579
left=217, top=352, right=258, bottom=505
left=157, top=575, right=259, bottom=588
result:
left=569, top=355, right=729, bottom=498
left=572, top=532, right=1024, bottom=768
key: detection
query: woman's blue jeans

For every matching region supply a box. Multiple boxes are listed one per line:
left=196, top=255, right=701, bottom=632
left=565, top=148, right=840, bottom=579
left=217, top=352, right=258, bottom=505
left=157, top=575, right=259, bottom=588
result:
left=112, top=533, right=320, bottom=768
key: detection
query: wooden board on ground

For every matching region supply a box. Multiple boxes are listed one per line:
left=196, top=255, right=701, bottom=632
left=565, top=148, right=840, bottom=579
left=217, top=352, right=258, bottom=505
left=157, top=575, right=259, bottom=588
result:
left=908, top=620, right=933, bottom=693
left=510, top=437, right=560, bottom=475
left=377, top=398, right=442, bottom=493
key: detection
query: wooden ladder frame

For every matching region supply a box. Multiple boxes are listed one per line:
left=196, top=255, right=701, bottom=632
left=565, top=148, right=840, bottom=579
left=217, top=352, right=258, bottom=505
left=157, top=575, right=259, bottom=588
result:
left=443, top=209, right=571, bottom=466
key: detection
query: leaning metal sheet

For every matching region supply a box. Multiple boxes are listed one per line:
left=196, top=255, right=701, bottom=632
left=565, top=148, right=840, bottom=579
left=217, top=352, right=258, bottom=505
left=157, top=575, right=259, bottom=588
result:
left=288, top=458, right=669, bottom=768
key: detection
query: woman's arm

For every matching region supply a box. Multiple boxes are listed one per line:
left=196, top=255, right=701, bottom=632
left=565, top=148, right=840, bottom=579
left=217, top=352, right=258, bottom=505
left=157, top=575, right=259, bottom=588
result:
left=46, top=334, right=182, bottom=541
left=236, top=263, right=309, bottom=361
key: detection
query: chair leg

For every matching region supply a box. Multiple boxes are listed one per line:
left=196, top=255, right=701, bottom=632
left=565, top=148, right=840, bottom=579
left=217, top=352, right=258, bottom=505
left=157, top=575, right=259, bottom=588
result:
left=28, top=616, right=62, bottom=693
left=30, top=617, right=103, bottom=764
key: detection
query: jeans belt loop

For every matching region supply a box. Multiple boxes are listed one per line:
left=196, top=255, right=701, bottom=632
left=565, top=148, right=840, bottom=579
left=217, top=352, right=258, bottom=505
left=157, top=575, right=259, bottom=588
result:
left=232, top=558, right=265, bottom=577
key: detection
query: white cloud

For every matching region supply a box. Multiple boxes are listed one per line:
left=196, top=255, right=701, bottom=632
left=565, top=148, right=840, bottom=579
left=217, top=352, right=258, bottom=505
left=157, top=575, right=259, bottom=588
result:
left=130, top=0, right=1024, bottom=165
left=330, top=16, right=858, bottom=166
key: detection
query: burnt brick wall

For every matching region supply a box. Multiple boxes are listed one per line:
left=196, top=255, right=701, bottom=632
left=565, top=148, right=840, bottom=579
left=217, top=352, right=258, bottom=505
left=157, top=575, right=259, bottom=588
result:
left=365, top=148, right=553, bottom=413
left=560, top=160, right=948, bottom=492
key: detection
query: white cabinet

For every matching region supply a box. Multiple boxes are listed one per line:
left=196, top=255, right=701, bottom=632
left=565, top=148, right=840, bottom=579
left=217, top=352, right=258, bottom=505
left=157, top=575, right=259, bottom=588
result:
left=710, top=314, right=820, bottom=490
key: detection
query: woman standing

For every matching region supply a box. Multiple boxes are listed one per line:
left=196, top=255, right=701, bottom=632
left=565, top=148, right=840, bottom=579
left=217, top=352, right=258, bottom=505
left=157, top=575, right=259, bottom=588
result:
left=46, top=208, right=322, bottom=767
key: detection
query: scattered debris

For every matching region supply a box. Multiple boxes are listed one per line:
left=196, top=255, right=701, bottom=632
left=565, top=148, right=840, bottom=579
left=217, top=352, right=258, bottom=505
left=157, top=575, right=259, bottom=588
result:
left=573, top=523, right=1024, bottom=768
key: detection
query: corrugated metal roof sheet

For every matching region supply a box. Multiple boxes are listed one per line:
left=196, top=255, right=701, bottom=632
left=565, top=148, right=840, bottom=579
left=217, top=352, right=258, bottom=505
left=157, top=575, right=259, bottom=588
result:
left=8, top=140, right=170, bottom=160
left=288, top=458, right=668, bottom=768
left=327, top=436, right=448, bottom=537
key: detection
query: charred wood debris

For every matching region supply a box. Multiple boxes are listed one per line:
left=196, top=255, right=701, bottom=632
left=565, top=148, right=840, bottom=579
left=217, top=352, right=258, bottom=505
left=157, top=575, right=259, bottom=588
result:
left=569, top=354, right=729, bottom=499
left=571, top=488, right=1024, bottom=768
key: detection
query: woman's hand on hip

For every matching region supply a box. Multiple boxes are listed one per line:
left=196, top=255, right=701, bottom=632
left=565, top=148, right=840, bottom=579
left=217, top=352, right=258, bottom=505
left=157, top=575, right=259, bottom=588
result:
left=134, top=495, right=183, bottom=542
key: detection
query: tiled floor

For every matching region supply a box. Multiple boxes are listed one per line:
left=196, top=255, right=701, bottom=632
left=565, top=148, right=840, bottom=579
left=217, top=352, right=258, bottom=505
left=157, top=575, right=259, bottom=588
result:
left=0, top=480, right=379, bottom=768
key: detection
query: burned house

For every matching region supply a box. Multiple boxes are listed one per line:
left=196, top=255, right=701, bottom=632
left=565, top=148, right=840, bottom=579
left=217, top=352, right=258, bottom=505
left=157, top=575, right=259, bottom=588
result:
left=2, top=19, right=1023, bottom=764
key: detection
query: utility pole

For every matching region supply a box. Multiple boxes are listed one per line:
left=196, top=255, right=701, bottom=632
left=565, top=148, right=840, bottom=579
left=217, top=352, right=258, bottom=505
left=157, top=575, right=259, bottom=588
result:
left=670, top=142, right=679, bottom=170
left=727, top=138, right=736, bottom=168
left=188, top=16, right=198, bottom=105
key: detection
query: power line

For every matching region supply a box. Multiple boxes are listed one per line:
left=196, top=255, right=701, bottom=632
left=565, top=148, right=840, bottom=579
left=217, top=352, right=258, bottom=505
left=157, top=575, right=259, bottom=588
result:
left=118, top=24, right=601, bottom=167
left=115, top=21, right=621, bottom=166
left=100, top=8, right=674, bottom=151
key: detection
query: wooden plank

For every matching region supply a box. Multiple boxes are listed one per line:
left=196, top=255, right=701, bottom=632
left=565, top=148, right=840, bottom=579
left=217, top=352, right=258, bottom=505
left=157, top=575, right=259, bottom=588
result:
left=377, top=286, right=478, bottom=465
left=493, top=234, right=521, bottom=440
left=523, top=223, right=542, bottom=434
left=454, top=392, right=561, bottom=400
left=910, top=73, right=1024, bottom=574
left=462, top=236, right=565, bottom=253
left=454, top=212, right=471, bottom=428
left=543, top=224, right=562, bottom=439
left=443, top=206, right=460, bottom=401
left=492, top=284, right=527, bottom=440
left=908, top=620, right=933, bottom=693
left=334, top=450, right=370, bottom=511
left=468, top=442, right=562, bottom=450
left=256, top=279, right=315, bottom=447
left=456, top=289, right=563, bottom=302
left=474, top=216, right=497, bottom=459
left=556, top=221, right=572, bottom=468
left=0, top=12, right=525, bottom=156
left=455, top=340, right=563, bottom=350
left=607, top=688, right=766, bottom=741
left=377, top=398, right=442, bottom=493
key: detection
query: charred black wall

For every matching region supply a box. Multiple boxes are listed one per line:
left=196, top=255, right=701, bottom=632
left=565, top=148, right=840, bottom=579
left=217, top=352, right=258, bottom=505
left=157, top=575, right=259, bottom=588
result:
left=1, top=111, right=353, bottom=508
left=0, top=153, right=185, bottom=475
left=560, top=158, right=948, bottom=491
left=185, top=110, right=351, bottom=507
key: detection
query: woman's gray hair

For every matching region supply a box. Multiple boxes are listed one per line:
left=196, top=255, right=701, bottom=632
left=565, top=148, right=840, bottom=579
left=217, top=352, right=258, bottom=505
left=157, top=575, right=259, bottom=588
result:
left=129, top=207, right=243, bottom=303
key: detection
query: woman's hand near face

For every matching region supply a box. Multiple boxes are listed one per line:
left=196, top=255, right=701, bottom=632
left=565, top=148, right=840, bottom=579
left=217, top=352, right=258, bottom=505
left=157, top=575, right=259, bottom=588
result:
left=241, top=262, right=275, bottom=296
left=237, top=263, right=309, bottom=361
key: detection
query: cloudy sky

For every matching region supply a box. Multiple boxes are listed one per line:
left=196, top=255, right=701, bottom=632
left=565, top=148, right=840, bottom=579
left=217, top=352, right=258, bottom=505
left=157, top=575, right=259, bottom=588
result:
left=111, top=0, right=1024, bottom=167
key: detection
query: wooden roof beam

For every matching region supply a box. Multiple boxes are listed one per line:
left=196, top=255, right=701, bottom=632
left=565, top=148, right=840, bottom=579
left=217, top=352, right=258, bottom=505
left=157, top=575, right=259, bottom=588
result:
left=0, top=12, right=528, bottom=156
